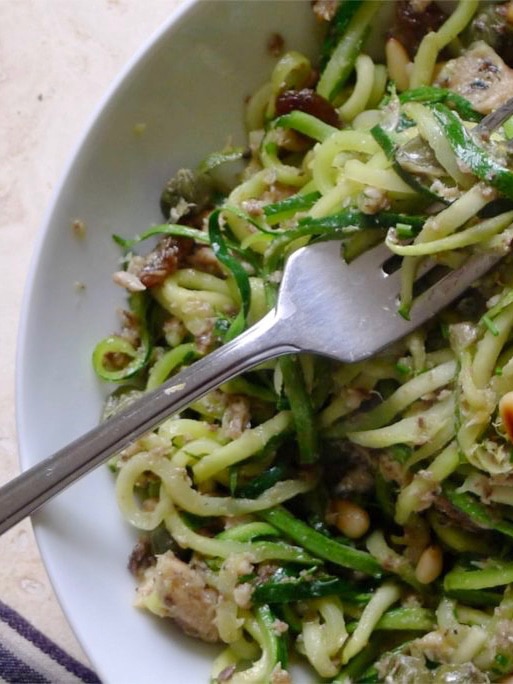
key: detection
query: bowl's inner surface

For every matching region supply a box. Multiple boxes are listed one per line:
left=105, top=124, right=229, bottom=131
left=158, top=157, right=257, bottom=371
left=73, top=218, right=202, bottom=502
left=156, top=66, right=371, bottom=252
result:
left=17, top=2, right=321, bottom=680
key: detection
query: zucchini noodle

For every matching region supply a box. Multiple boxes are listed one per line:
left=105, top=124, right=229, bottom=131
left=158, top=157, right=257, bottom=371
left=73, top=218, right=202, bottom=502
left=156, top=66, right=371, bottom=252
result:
left=337, top=54, right=376, bottom=122
left=93, top=2, right=513, bottom=681
left=300, top=597, right=347, bottom=677
left=409, top=0, right=480, bottom=88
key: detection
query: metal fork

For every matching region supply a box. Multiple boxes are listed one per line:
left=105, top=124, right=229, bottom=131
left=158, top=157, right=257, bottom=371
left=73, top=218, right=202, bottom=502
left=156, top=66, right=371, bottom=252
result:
left=0, top=238, right=503, bottom=534
left=3, top=97, right=513, bottom=535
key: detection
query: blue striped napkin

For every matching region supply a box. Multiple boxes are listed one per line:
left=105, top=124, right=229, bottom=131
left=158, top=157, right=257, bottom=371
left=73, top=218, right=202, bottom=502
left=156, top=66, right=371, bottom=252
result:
left=0, top=601, right=100, bottom=683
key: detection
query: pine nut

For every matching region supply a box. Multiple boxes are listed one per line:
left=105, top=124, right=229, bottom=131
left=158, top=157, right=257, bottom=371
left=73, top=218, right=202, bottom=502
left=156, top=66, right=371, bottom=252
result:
left=415, top=545, right=443, bottom=584
left=499, top=391, right=513, bottom=443
left=334, top=499, right=370, bottom=539
left=385, top=38, right=411, bottom=92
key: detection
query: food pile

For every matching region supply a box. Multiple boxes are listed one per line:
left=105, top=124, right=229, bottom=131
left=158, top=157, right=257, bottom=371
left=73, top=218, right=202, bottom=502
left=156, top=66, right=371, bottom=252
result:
left=94, top=2, right=513, bottom=681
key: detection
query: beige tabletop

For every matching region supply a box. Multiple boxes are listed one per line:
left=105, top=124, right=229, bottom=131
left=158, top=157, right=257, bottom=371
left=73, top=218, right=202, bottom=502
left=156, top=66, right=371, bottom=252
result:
left=0, top=0, right=186, bottom=668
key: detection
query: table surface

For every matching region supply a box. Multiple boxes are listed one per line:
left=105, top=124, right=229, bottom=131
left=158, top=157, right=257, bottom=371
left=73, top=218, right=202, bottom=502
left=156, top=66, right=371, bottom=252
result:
left=0, top=0, right=186, bottom=667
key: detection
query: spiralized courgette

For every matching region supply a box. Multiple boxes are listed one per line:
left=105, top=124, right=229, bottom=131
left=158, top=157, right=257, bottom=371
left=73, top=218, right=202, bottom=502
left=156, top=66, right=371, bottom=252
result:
left=94, top=2, right=513, bottom=682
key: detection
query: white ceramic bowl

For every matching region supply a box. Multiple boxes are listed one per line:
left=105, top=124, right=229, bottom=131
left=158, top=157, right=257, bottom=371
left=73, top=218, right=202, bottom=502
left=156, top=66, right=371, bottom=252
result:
left=16, top=2, right=322, bottom=681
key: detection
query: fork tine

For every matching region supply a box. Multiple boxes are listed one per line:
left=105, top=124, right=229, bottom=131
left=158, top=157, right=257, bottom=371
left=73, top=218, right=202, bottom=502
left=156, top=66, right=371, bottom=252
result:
left=347, top=243, right=444, bottom=304
left=345, top=240, right=391, bottom=272
left=474, top=95, right=513, bottom=136
left=276, top=238, right=504, bottom=365
left=345, top=242, right=502, bottom=335
left=407, top=251, right=502, bottom=328
left=342, top=242, right=403, bottom=309
left=356, top=235, right=495, bottom=282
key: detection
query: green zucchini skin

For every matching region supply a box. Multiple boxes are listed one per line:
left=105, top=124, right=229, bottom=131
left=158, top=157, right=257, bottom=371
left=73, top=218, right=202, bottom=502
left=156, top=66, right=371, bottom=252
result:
left=252, top=571, right=372, bottom=605
left=432, top=103, right=513, bottom=200
left=442, top=481, right=513, bottom=540
left=398, top=86, right=482, bottom=123
left=260, top=506, right=383, bottom=578
left=317, top=1, right=380, bottom=102
left=319, top=0, right=364, bottom=70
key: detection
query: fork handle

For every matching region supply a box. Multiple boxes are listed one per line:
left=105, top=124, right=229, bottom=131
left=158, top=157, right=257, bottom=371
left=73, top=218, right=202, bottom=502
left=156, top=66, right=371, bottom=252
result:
left=1, top=310, right=297, bottom=535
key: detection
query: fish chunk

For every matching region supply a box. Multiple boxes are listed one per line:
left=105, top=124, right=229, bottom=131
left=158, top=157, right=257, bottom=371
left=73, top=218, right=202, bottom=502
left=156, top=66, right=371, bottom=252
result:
left=435, top=41, right=513, bottom=115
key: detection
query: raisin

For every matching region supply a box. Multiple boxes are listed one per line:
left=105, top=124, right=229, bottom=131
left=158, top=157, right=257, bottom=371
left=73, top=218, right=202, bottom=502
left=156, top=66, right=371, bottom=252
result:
left=275, top=88, right=340, bottom=128
left=390, top=0, right=448, bottom=58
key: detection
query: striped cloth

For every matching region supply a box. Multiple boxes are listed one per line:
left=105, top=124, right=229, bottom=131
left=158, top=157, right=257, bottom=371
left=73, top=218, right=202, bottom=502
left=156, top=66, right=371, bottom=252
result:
left=0, top=601, right=100, bottom=683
